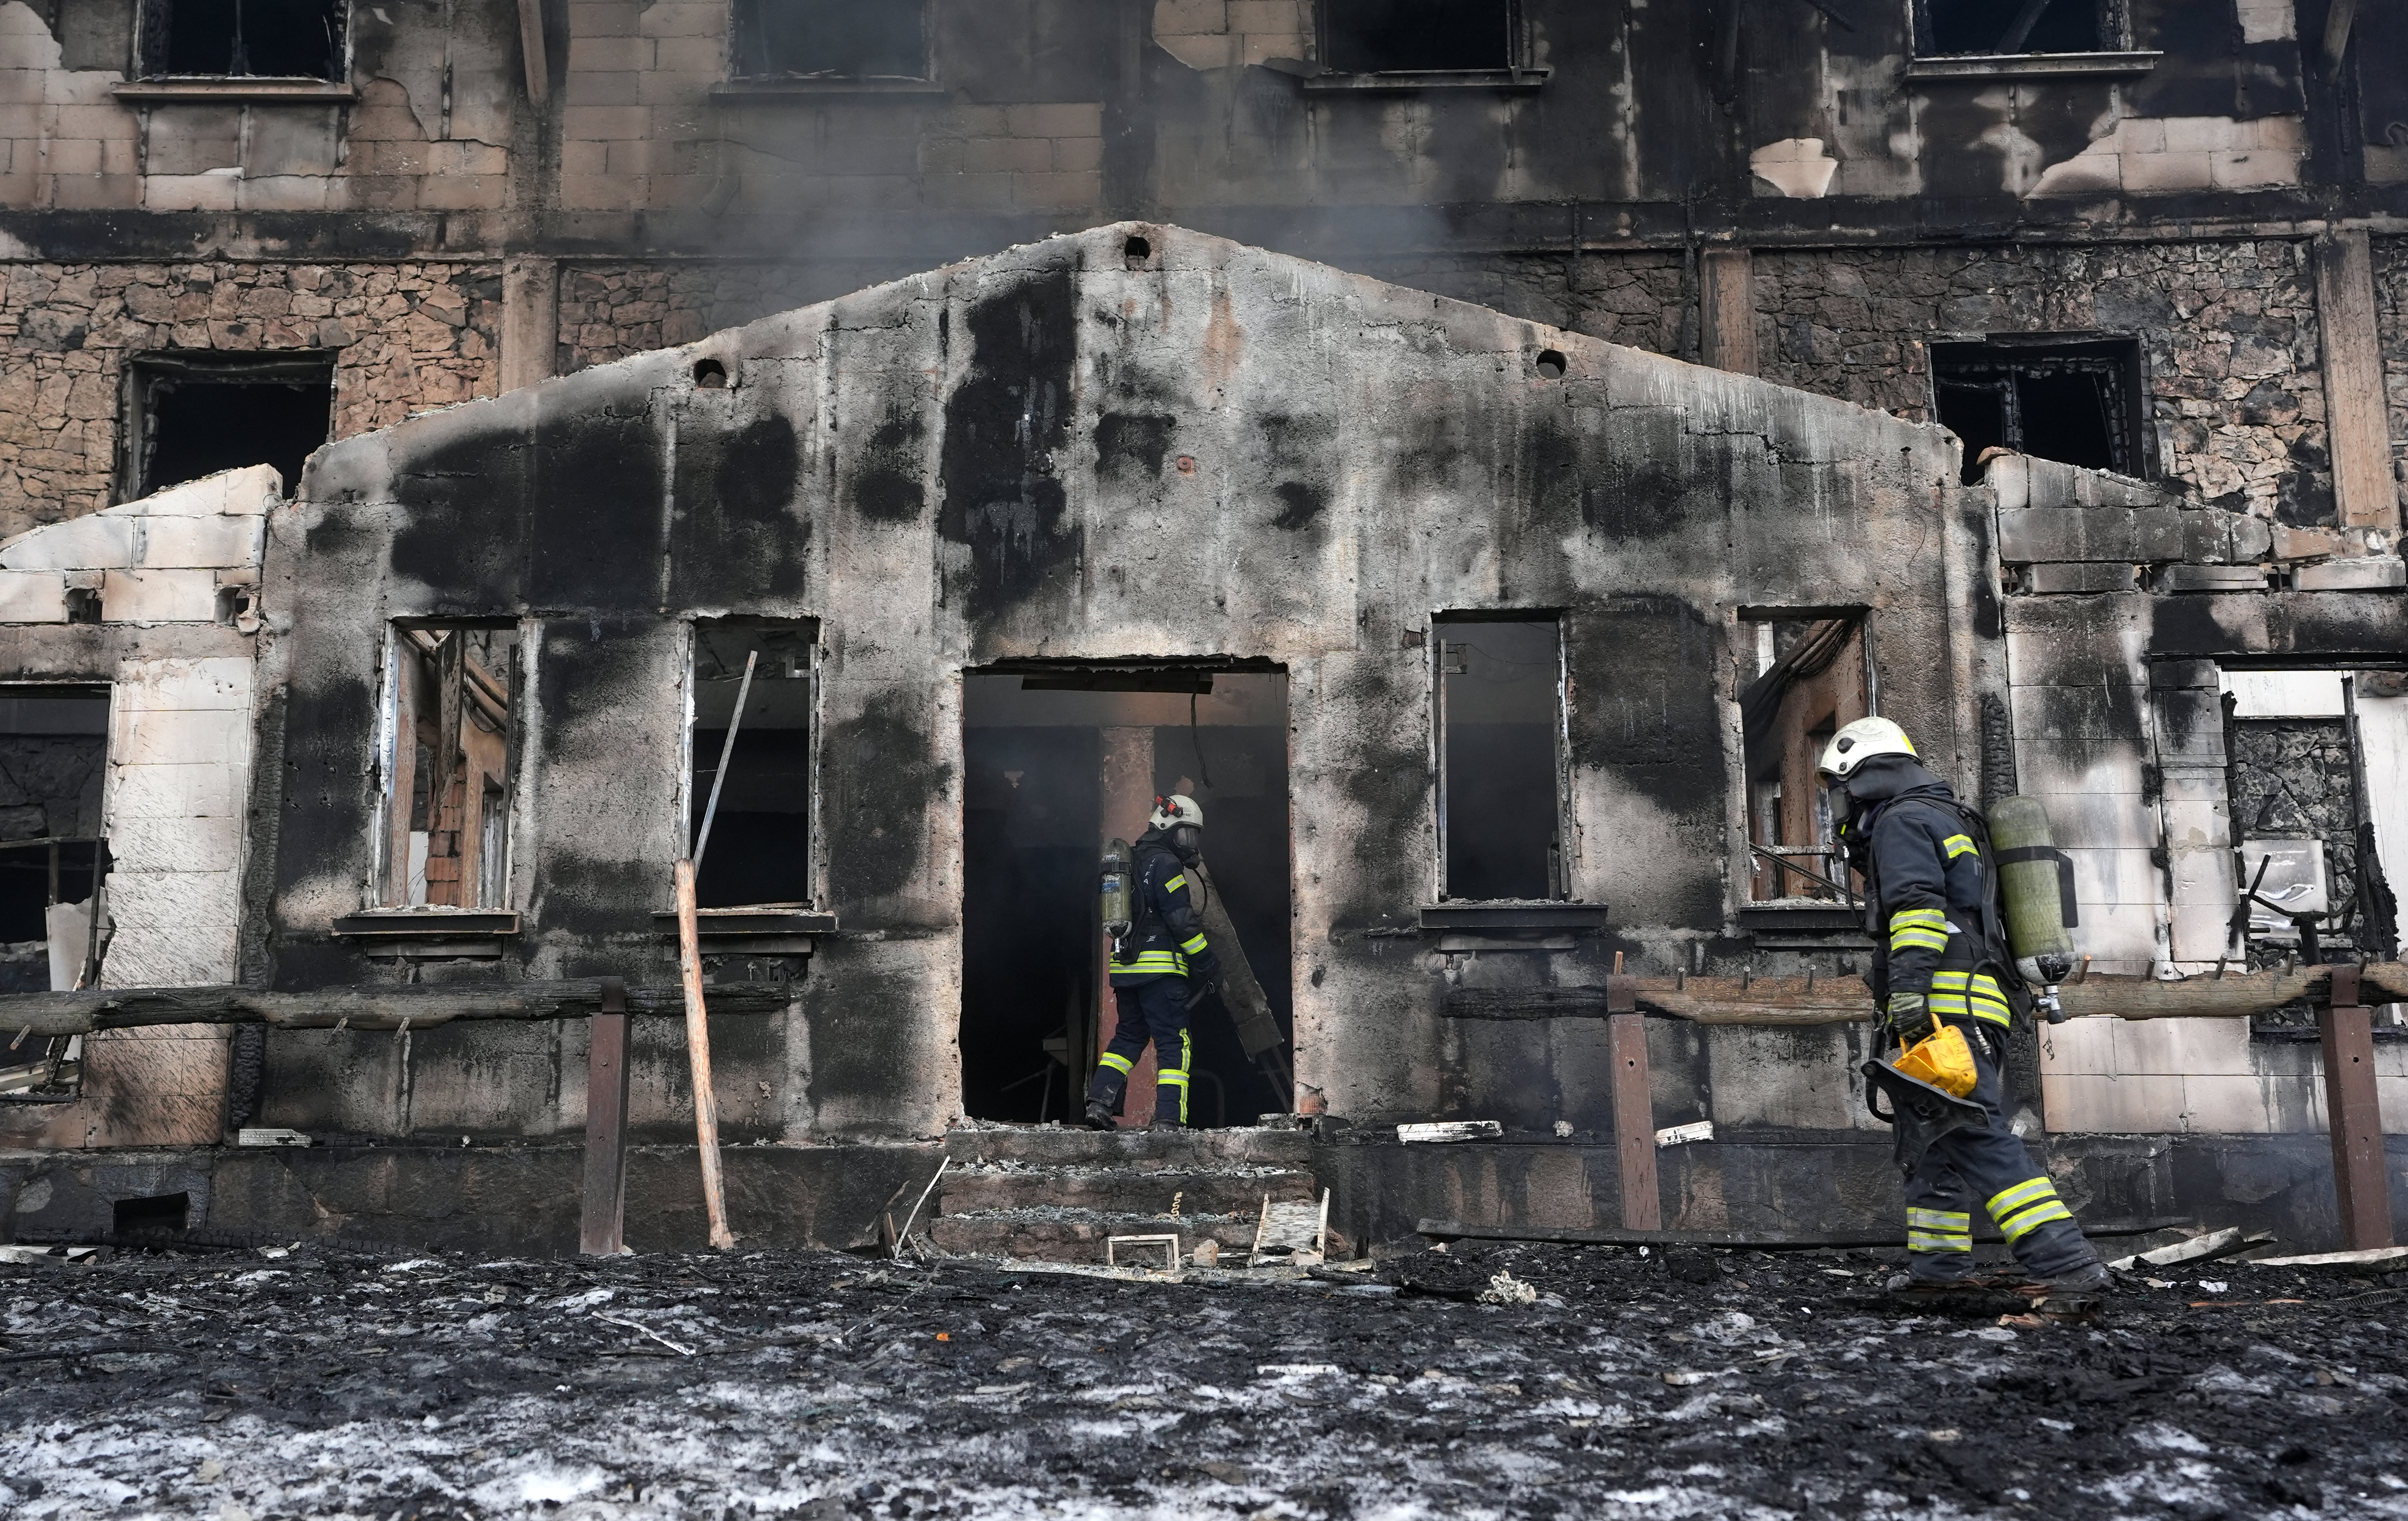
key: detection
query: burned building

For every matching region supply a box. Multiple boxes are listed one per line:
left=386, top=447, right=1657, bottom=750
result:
left=0, top=0, right=2402, bottom=1255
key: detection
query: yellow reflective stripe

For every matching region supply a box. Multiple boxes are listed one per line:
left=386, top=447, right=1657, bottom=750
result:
left=1156, top=1070, right=1190, bottom=1085
left=1998, top=1200, right=2073, bottom=1242
left=1891, top=933, right=1949, bottom=954
left=1908, top=1208, right=1969, bottom=1230
left=1985, top=1177, right=2058, bottom=1220
left=1097, top=1052, right=1134, bottom=1075
left=1161, top=874, right=1186, bottom=893
left=1943, top=834, right=1977, bottom=861
left=1908, top=1233, right=1972, bottom=1253
left=1180, top=933, right=1209, bottom=954
left=1926, top=994, right=1970, bottom=1014
left=1891, top=909, right=1948, bottom=928
left=1110, top=951, right=1190, bottom=974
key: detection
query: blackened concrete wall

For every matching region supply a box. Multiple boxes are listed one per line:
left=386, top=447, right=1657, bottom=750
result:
left=247, top=222, right=1989, bottom=1143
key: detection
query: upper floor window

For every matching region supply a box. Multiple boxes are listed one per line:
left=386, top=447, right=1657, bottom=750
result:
left=124, top=351, right=333, bottom=503
left=139, top=0, right=347, bottom=79
left=376, top=624, right=521, bottom=909
left=1916, top=0, right=2124, bottom=55
left=1932, top=338, right=2142, bottom=486
left=733, top=0, right=930, bottom=80
left=1321, top=0, right=1517, bottom=73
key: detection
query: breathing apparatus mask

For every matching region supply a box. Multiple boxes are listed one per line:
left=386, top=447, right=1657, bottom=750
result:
left=1151, top=793, right=1206, bottom=865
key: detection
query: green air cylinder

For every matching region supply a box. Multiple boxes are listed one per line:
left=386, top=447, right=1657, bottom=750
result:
left=1099, top=838, right=1134, bottom=946
left=1988, top=795, right=2076, bottom=983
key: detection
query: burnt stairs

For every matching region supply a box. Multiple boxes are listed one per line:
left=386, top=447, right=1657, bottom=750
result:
left=930, top=1123, right=1323, bottom=1264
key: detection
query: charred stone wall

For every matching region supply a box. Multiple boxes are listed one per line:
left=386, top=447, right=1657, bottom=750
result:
left=1753, top=240, right=2340, bottom=526
left=0, top=262, right=504, bottom=537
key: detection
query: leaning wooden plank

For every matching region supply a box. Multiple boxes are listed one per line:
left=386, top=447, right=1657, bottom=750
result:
left=0, top=981, right=796, bottom=1039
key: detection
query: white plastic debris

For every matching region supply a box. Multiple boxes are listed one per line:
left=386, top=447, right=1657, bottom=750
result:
left=1479, top=1271, right=1538, bottom=1306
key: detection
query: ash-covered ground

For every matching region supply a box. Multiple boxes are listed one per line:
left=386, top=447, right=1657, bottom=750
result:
left=3, top=1240, right=2405, bottom=1520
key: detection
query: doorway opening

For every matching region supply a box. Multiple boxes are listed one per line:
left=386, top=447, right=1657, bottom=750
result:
left=961, top=663, right=1291, bottom=1129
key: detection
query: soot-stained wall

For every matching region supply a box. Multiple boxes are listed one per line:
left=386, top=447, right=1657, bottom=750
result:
left=250, top=222, right=1985, bottom=1140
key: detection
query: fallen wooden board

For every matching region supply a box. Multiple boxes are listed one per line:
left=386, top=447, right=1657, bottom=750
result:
left=0, top=981, right=797, bottom=1039
left=2106, top=1226, right=2251, bottom=1272
left=2248, top=1245, right=2408, bottom=1268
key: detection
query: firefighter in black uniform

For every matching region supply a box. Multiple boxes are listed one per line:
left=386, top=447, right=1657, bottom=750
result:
left=1820, top=718, right=2109, bottom=1293
left=1084, top=795, right=1221, bottom=1130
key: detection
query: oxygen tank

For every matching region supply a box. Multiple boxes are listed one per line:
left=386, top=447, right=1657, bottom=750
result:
left=1987, top=795, right=2077, bottom=985
left=1099, top=838, right=1134, bottom=948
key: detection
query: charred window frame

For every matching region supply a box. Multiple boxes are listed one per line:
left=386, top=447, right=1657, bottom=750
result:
left=134, top=0, right=348, bottom=79
left=0, top=685, right=114, bottom=1102
left=731, top=0, right=932, bottom=80
left=1913, top=0, right=2127, bottom=56
left=684, top=620, right=821, bottom=910
left=122, top=352, right=334, bottom=503
left=1931, top=338, right=2144, bottom=487
left=1316, top=0, right=1526, bottom=75
left=372, top=623, right=524, bottom=910
left=1434, top=613, right=1570, bottom=902
left=1738, top=612, right=1870, bottom=905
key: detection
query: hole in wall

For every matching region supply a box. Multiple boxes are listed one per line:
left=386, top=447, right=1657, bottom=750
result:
left=112, top=1192, right=190, bottom=1237
left=1534, top=350, right=1566, bottom=380
left=693, top=358, right=729, bottom=389
left=1123, top=235, right=1152, bottom=267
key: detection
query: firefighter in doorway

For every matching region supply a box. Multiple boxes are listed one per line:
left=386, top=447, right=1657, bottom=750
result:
left=1084, top=795, right=1222, bottom=1130
left=1820, top=717, right=2111, bottom=1294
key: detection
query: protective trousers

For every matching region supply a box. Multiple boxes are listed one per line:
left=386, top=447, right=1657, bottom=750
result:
left=1085, top=976, right=1193, bottom=1126
left=1903, top=1022, right=2099, bottom=1283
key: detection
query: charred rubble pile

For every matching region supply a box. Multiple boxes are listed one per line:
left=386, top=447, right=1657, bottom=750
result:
left=3, top=1240, right=2405, bottom=1520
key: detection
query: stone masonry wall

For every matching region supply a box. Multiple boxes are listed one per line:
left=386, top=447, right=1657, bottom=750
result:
left=556, top=250, right=1692, bottom=375
left=2377, top=237, right=2408, bottom=523
left=1752, top=240, right=2332, bottom=525
left=0, top=263, right=502, bottom=537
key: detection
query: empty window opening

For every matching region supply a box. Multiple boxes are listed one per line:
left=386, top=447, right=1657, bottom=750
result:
left=961, top=667, right=1292, bottom=1129
left=127, top=352, right=333, bottom=502
left=142, top=0, right=346, bottom=77
left=1932, top=339, right=2140, bottom=486
left=0, top=687, right=110, bottom=1101
left=733, top=0, right=929, bottom=78
left=378, top=625, right=519, bottom=909
left=1740, top=616, right=1867, bottom=903
left=2222, top=670, right=2400, bottom=976
left=1918, top=0, right=2114, bottom=55
left=1436, top=616, right=1564, bottom=901
left=111, top=1192, right=190, bottom=1237
left=689, top=621, right=816, bottom=909
left=1322, top=0, right=1514, bottom=72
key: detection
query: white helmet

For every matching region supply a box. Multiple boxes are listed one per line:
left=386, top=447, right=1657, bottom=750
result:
left=1817, top=717, right=1917, bottom=781
left=1150, top=794, right=1203, bottom=831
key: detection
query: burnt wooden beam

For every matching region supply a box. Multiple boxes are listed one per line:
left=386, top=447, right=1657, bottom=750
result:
left=0, top=981, right=798, bottom=1039
left=1444, top=963, right=2408, bottom=1026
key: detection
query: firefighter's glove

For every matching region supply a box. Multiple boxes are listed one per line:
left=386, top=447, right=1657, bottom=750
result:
left=1884, top=992, right=1934, bottom=1046
left=1185, top=953, right=1223, bottom=1006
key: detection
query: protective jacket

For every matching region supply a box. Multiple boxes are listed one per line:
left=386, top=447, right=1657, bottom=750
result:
left=1842, top=762, right=2015, bottom=1030
left=1108, top=830, right=1214, bottom=987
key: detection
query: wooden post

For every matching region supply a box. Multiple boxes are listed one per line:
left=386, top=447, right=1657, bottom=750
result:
left=1699, top=248, right=1757, bottom=377
left=2319, top=964, right=2394, bottom=1250
left=1607, top=975, right=1661, bottom=1230
left=2314, top=231, right=2399, bottom=535
left=675, top=859, right=736, bottom=1250
left=579, top=977, right=630, bottom=1256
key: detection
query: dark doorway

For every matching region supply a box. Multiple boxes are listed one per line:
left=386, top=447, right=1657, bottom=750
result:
left=961, top=669, right=1291, bottom=1128
left=1932, top=339, right=2141, bottom=485
left=689, top=621, right=816, bottom=908
left=1323, top=0, right=1513, bottom=72
left=126, top=352, right=334, bottom=500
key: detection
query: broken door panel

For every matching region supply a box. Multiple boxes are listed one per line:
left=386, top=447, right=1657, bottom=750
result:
left=377, top=625, right=519, bottom=909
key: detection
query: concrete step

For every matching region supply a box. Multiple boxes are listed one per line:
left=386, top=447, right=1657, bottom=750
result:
left=929, top=1207, right=1271, bottom=1263
left=942, top=1122, right=1312, bottom=1171
left=939, top=1163, right=1315, bottom=1218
